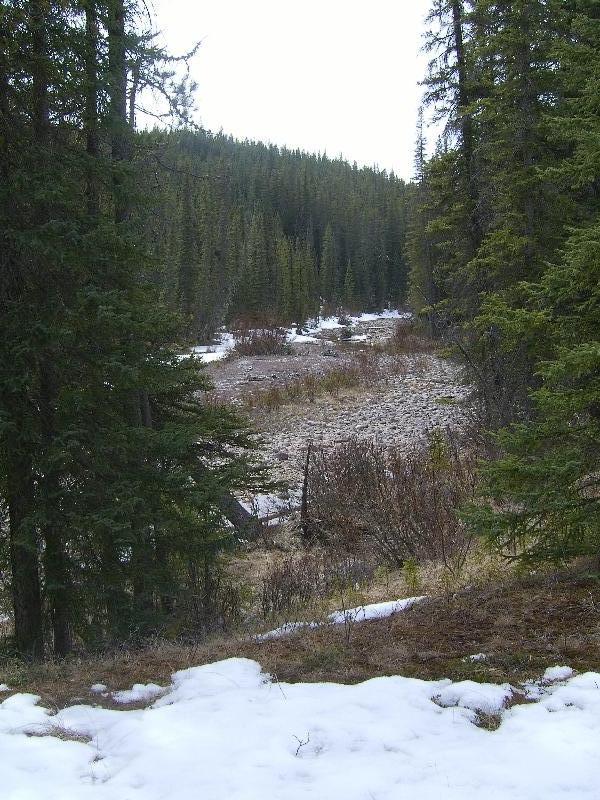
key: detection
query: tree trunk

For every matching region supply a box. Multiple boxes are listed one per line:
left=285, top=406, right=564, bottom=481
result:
left=450, top=0, right=481, bottom=254
left=31, top=0, right=72, bottom=657
left=108, top=0, right=129, bottom=224
left=84, top=0, right=100, bottom=219
left=6, top=427, right=44, bottom=661
left=0, top=8, right=44, bottom=661
left=39, top=360, right=71, bottom=657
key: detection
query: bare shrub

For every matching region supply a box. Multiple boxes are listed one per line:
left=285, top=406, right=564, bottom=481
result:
left=177, top=557, right=247, bottom=638
left=233, top=322, right=291, bottom=356
left=305, top=431, right=478, bottom=571
left=260, top=551, right=374, bottom=620
left=375, top=320, right=439, bottom=354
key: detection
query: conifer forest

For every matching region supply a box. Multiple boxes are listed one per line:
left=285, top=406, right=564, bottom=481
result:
left=1, top=2, right=599, bottom=797
left=0, top=0, right=599, bottom=763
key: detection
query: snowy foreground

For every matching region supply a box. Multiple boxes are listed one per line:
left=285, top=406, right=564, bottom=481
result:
left=1, top=659, right=599, bottom=799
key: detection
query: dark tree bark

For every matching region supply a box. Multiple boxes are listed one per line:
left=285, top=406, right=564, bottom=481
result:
left=450, top=0, right=481, bottom=254
left=0, top=2, right=44, bottom=661
left=108, top=0, right=130, bottom=224
left=31, top=0, right=72, bottom=657
left=6, top=420, right=44, bottom=661
left=84, top=0, right=100, bottom=218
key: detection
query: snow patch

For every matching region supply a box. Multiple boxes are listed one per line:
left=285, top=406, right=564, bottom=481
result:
left=542, top=665, right=575, bottom=683
left=260, top=595, right=426, bottom=640
left=465, top=653, right=488, bottom=662
left=188, top=332, right=236, bottom=363
left=111, top=683, right=165, bottom=705
left=1, top=659, right=599, bottom=799
left=434, top=680, right=513, bottom=715
left=184, top=310, right=410, bottom=363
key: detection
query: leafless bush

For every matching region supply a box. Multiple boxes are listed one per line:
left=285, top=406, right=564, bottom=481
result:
left=375, top=320, right=439, bottom=354
left=233, top=323, right=291, bottom=356
left=260, top=551, right=374, bottom=619
left=305, top=431, right=478, bottom=571
left=179, top=557, right=246, bottom=637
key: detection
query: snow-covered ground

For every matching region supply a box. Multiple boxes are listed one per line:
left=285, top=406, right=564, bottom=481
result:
left=187, top=310, right=410, bottom=363
left=1, top=658, right=598, bottom=799
left=189, top=331, right=236, bottom=363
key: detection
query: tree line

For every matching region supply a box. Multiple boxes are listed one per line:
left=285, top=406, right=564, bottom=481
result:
left=408, top=0, right=599, bottom=560
left=135, top=130, right=410, bottom=338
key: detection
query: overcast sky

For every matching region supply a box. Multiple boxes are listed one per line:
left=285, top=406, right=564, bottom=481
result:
left=149, top=0, right=431, bottom=181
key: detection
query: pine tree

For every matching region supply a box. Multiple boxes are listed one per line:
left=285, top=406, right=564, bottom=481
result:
left=466, top=4, right=600, bottom=559
left=320, top=224, right=337, bottom=307
left=0, top=0, right=265, bottom=657
left=245, top=209, right=269, bottom=316
left=343, top=262, right=357, bottom=310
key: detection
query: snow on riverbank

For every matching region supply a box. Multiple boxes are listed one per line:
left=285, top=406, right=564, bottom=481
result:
left=259, top=595, right=427, bottom=640
left=187, top=310, right=410, bottom=363
left=1, top=658, right=598, bottom=800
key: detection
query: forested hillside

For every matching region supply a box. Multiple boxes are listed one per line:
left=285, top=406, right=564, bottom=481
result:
left=406, top=0, right=600, bottom=555
left=136, top=130, right=409, bottom=336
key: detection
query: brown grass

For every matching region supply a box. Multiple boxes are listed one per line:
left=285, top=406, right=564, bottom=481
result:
left=2, top=565, right=598, bottom=708
left=242, top=351, right=408, bottom=411
left=233, top=325, right=292, bottom=356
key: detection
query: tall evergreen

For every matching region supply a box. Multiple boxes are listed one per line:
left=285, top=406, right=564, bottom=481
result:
left=0, top=0, right=263, bottom=658
left=411, top=0, right=600, bottom=560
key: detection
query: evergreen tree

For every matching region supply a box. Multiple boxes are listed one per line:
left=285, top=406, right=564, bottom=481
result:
left=466, top=4, right=600, bottom=558
left=320, top=224, right=337, bottom=307
left=343, top=262, right=357, bottom=309
left=0, top=0, right=264, bottom=658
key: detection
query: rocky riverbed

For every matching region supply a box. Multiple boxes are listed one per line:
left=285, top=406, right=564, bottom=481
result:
left=253, top=354, right=469, bottom=485
left=204, top=316, right=470, bottom=492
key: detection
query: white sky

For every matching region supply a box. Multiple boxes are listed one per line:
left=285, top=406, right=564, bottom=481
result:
left=149, top=0, right=431, bottom=181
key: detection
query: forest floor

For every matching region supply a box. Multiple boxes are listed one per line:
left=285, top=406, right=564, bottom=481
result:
left=1, top=564, right=598, bottom=712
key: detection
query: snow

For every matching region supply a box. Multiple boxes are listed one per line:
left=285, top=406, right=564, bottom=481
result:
left=285, top=330, right=320, bottom=344
left=1, top=659, right=599, bottom=799
left=90, top=684, right=107, bottom=694
left=240, top=491, right=301, bottom=525
left=183, top=310, right=411, bottom=363
left=466, top=653, right=488, bottom=662
left=434, top=680, right=513, bottom=715
left=523, top=665, right=579, bottom=700
left=111, top=683, right=165, bottom=705
left=0, top=684, right=9, bottom=692
left=188, top=332, right=236, bottom=364
left=327, top=595, right=427, bottom=624
left=542, top=665, right=575, bottom=683
left=302, top=308, right=410, bottom=336
left=260, top=596, right=427, bottom=640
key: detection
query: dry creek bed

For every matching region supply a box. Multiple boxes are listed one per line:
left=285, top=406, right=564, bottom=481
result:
left=205, top=318, right=470, bottom=491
